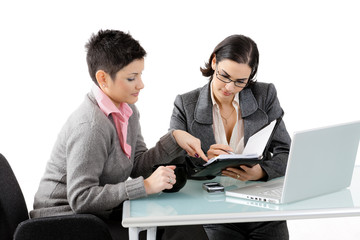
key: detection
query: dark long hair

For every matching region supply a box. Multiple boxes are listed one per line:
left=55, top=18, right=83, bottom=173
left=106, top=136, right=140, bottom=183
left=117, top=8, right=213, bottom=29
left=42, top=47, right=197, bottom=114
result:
left=200, top=34, right=259, bottom=87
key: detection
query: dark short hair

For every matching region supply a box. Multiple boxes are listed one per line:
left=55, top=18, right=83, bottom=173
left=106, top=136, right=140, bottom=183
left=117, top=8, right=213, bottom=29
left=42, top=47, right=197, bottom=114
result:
left=85, top=29, right=147, bottom=85
left=200, top=34, right=259, bottom=87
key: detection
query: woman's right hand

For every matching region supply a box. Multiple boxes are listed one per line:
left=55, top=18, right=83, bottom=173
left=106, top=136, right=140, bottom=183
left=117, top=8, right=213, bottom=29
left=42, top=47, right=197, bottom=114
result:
left=143, top=165, right=176, bottom=195
left=172, top=130, right=208, bottom=161
left=207, top=144, right=234, bottom=159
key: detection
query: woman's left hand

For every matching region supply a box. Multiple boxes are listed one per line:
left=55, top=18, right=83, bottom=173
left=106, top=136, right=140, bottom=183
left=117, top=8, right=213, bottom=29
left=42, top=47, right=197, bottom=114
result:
left=172, top=130, right=208, bottom=161
left=222, top=164, right=266, bottom=181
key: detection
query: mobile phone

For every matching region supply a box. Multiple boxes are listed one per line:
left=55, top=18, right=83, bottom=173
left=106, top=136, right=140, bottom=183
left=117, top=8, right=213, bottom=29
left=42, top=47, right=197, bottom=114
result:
left=202, top=182, right=224, bottom=193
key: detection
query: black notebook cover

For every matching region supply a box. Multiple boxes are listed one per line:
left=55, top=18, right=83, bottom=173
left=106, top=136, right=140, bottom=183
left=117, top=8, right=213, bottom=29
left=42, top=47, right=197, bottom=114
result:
left=191, top=117, right=283, bottom=177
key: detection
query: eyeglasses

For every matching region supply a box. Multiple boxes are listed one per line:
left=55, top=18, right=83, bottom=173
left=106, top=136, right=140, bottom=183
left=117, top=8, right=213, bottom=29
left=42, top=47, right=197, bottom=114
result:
left=215, top=65, right=248, bottom=88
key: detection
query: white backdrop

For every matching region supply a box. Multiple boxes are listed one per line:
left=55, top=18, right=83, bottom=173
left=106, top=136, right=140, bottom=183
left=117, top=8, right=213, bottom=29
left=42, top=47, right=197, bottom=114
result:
left=1, top=1, right=360, bottom=239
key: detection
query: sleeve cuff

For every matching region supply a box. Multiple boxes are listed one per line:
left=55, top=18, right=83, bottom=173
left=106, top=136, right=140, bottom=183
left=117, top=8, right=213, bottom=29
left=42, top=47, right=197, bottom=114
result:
left=159, top=130, right=183, bottom=156
left=124, top=177, right=147, bottom=200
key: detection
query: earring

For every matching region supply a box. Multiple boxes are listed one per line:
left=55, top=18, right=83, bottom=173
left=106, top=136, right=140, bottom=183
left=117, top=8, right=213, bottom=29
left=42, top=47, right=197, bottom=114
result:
left=102, top=84, right=106, bottom=87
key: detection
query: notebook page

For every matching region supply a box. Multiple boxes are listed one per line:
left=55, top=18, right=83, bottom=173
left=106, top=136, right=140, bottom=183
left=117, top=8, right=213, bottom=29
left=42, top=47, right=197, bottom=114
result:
left=242, top=119, right=276, bottom=156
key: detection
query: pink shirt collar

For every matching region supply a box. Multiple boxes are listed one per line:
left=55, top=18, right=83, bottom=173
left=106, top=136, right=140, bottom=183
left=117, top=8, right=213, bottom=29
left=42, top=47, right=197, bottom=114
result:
left=92, top=85, right=133, bottom=119
left=92, top=84, right=133, bottom=158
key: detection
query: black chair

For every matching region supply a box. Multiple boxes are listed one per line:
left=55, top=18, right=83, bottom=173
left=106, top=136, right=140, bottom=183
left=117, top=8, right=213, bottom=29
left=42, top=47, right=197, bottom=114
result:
left=0, top=153, right=113, bottom=240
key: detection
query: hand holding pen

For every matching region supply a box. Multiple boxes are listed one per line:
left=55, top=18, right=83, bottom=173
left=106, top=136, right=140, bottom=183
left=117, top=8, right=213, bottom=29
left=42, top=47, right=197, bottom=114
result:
left=206, top=144, right=234, bottom=159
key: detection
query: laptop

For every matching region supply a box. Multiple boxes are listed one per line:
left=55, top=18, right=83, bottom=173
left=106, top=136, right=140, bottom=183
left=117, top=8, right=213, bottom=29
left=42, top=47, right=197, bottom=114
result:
left=225, top=187, right=354, bottom=210
left=225, top=120, right=360, bottom=204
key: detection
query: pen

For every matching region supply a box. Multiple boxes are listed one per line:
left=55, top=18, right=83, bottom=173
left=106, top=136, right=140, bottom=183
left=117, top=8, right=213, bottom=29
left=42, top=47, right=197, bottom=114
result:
left=223, top=149, right=235, bottom=155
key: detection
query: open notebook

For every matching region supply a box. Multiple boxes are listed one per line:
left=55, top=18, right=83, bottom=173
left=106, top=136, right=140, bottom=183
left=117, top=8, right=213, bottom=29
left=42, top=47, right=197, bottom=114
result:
left=191, top=117, right=282, bottom=177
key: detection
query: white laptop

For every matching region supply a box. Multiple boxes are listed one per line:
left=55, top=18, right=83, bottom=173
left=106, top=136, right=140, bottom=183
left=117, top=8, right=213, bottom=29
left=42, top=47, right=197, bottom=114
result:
left=225, top=120, right=360, bottom=204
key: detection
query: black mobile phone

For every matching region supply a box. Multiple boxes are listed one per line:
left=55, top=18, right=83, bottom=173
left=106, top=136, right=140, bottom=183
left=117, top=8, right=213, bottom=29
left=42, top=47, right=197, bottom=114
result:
left=202, top=182, right=224, bottom=193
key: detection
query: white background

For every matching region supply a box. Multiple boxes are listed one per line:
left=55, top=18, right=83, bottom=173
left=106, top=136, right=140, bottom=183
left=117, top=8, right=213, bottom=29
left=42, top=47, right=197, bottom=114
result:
left=1, top=0, right=360, bottom=239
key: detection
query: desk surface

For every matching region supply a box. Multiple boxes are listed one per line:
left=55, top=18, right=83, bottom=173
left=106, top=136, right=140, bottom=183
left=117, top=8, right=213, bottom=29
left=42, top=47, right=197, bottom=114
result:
left=123, top=166, right=360, bottom=228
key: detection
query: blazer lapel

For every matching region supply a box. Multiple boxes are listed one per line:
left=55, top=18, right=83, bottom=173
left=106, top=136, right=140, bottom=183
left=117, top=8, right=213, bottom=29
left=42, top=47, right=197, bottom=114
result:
left=194, top=83, right=213, bottom=125
left=191, top=83, right=216, bottom=151
left=190, top=83, right=269, bottom=150
left=239, top=88, right=269, bottom=145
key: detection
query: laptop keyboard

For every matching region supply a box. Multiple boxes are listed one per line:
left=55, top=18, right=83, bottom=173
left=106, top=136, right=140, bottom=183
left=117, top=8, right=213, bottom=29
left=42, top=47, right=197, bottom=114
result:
left=260, top=187, right=283, bottom=198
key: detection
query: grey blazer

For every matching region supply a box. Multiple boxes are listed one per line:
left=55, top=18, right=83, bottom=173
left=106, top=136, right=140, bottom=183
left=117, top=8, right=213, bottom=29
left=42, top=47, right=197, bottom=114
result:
left=170, top=81, right=291, bottom=180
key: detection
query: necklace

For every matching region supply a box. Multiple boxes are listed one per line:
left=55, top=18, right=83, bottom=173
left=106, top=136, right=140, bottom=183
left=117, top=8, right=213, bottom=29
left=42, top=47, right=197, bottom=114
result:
left=220, top=107, right=235, bottom=125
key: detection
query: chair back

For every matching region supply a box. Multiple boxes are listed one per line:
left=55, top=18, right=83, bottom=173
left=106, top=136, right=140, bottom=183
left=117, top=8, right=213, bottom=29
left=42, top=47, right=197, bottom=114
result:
left=14, top=214, right=113, bottom=240
left=0, top=153, right=29, bottom=240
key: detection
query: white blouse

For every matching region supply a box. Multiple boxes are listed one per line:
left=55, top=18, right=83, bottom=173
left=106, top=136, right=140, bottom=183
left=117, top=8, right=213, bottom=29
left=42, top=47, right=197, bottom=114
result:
left=210, top=83, right=245, bottom=154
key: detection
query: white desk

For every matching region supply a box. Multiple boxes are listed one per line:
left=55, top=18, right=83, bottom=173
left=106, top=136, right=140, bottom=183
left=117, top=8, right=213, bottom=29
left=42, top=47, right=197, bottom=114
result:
left=122, top=166, right=360, bottom=240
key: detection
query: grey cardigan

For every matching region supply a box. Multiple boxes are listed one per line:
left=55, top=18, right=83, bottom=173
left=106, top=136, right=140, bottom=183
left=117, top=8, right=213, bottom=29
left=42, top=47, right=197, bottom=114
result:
left=170, top=81, right=291, bottom=180
left=30, top=92, right=182, bottom=218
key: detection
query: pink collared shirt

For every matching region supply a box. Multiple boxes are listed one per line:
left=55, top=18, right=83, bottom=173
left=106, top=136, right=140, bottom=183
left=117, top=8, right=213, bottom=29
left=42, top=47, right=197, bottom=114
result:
left=92, top=85, right=133, bottom=158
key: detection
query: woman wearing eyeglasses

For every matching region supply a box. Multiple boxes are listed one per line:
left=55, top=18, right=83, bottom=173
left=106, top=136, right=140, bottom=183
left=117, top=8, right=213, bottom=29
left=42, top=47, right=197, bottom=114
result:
left=169, top=35, right=291, bottom=239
